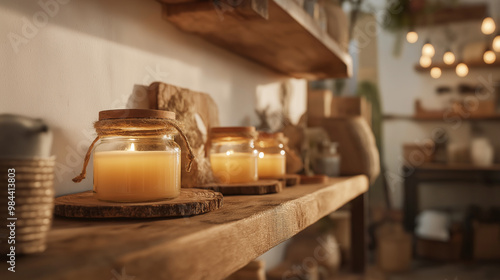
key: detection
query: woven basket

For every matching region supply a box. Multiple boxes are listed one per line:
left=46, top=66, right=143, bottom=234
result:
left=0, top=157, right=55, bottom=254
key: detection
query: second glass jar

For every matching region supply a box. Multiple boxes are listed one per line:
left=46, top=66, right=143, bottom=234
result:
left=209, top=127, right=258, bottom=184
left=256, top=132, right=286, bottom=179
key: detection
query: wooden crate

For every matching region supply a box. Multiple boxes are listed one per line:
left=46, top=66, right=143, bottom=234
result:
left=330, top=96, right=372, bottom=127
left=307, top=89, right=333, bottom=121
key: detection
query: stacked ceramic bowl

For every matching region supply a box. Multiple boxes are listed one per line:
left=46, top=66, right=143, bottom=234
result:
left=0, top=157, right=55, bottom=254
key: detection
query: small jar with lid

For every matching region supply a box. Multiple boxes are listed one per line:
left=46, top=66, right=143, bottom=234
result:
left=92, top=109, right=181, bottom=202
left=312, top=140, right=340, bottom=177
left=209, top=127, right=258, bottom=184
left=256, top=132, right=286, bottom=179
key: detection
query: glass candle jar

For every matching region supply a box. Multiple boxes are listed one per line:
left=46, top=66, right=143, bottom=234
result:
left=256, top=132, right=286, bottom=178
left=93, top=109, right=181, bottom=202
left=209, top=127, right=258, bottom=184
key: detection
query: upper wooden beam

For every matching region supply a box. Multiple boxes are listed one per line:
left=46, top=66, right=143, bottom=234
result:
left=161, top=0, right=352, bottom=79
left=161, top=0, right=268, bottom=20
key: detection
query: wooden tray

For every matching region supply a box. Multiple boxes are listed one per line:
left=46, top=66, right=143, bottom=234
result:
left=54, top=189, right=223, bottom=218
left=266, top=174, right=300, bottom=187
left=299, top=175, right=329, bottom=184
left=196, top=180, right=282, bottom=195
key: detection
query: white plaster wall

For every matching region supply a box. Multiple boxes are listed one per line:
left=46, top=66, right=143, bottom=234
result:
left=0, top=0, right=306, bottom=196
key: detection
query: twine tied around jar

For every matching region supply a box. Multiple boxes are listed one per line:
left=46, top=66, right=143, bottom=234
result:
left=72, top=118, right=195, bottom=183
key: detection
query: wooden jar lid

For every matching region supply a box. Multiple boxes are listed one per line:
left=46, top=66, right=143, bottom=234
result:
left=258, top=132, right=284, bottom=139
left=210, top=126, right=256, bottom=134
left=99, top=109, right=175, bottom=121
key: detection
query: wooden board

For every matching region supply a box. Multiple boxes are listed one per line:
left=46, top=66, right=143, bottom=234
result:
left=300, top=174, right=329, bottom=185
left=282, top=174, right=300, bottom=186
left=196, top=180, right=282, bottom=195
left=2, top=176, right=368, bottom=280
left=264, top=174, right=300, bottom=186
left=161, top=0, right=352, bottom=79
left=54, top=189, right=223, bottom=218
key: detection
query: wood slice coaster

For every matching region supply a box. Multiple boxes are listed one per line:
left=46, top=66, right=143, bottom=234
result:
left=299, top=175, right=329, bottom=184
left=196, top=180, right=282, bottom=195
left=54, top=189, right=223, bottom=219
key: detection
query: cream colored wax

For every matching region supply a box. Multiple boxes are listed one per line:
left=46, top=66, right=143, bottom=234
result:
left=93, top=150, right=180, bottom=202
left=210, top=151, right=258, bottom=184
left=258, top=152, right=286, bottom=178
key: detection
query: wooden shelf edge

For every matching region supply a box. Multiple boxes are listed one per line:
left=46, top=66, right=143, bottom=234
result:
left=272, top=0, right=353, bottom=78
left=5, top=176, right=369, bottom=280
left=161, top=0, right=352, bottom=79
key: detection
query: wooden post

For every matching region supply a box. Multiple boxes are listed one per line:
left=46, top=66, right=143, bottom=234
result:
left=350, top=193, right=366, bottom=273
left=403, top=167, right=418, bottom=232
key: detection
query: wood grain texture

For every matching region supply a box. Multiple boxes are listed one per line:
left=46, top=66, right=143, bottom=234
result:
left=2, top=176, right=368, bottom=280
left=300, top=174, right=329, bottom=185
left=258, top=174, right=301, bottom=187
left=282, top=174, right=300, bottom=186
left=161, top=0, right=352, bottom=79
left=54, top=189, right=223, bottom=218
left=195, top=180, right=282, bottom=195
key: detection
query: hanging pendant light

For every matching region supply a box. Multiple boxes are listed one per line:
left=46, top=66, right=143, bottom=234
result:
left=493, top=33, right=500, bottom=52
left=481, top=17, right=496, bottom=35
left=456, top=62, right=469, bottom=77
left=430, top=67, right=442, bottom=79
left=443, top=49, right=456, bottom=65
left=420, top=55, right=432, bottom=68
left=422, top=40, right=435, bottom=57
left=483, top=47, right=497, bottom=64
left=407, top=30, right=419, bottom=44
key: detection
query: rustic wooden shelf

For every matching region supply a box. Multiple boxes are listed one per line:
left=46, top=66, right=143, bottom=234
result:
left=4, top=176, right=368, bottom=280
left=411, top=162, right=500, bottom=172
left=160, top=0, right=352, bottom=79
left=384, top=114, right=500, bottom=121
left=413, top=4, right=487, bottom=27
left=414, top=59, right=500, bottom=72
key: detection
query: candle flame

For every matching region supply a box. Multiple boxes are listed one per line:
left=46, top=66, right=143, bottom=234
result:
left=129, top=143, right=136, bottom=151
left=226, top=150, right=233, bottom=156
left=258, top=152, right=265, bottom=159
left=280, top=150, right=285, bottom=156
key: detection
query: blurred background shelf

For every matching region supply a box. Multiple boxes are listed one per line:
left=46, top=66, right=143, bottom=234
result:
left=415, top=59, right=500, bottom=72
left=161, top=0, right=352, bottom=79
left=384, top=114, right=500, bottom=121
left=413, top=3, right=487, bottom=27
